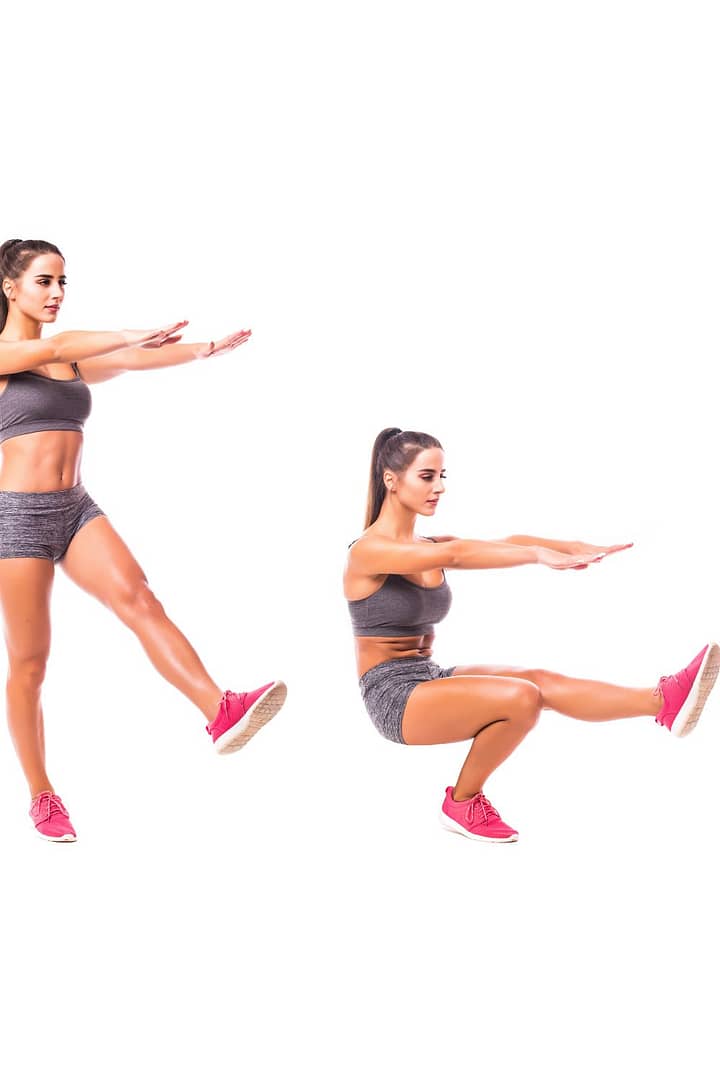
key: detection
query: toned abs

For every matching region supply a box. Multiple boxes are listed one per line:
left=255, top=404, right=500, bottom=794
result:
left=0, top=368, right=84, bottom=492
left=355, top=631, right=437, bottom=679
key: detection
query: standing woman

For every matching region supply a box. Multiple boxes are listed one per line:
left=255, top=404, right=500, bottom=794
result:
left=344, top=427, right=719, bottom=843
left=0, top=238, right=287, bottom=842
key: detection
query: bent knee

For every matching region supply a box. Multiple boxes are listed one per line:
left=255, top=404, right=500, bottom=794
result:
left=522, top=669, right=559, bottom=709
left=509, top=678, right=542, bottom=729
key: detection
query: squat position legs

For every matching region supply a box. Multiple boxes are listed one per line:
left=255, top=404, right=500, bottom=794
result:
left=402, top=664, right=659, bottom=800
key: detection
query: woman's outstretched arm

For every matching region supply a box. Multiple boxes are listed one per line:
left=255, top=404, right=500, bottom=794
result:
left=499, top=534, right=633, bottom=559
left=70, top=329, right=251, bottom=383
left=349, top=535, right=601, bottom=577
left=0, top=322, right=188, bottom=376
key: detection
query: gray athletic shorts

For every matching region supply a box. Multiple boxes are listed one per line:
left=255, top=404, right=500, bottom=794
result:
left=0, top=483, right=105, bottom=561
left=359, top=657, right=456, bottom=744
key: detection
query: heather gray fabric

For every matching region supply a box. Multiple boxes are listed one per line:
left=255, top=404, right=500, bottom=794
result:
left=0, top=365, right=92, bottom=444
left=0, top=483, right=105, bottom=560
left=359, top=657, right=456, bottom=744
left=348, top=574, right=452, bottom=637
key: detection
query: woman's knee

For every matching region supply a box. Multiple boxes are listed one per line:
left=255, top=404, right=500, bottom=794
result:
left=7, top=653, right=49, bottom=691
left=517, top=668, right=559, bottom=709
left=508, top=678, right=542, bottom=730
left=113, top=581, right=165, bottom=626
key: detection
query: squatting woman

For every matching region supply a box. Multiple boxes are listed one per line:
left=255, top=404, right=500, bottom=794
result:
left=344, top=427, right=718, bottom=842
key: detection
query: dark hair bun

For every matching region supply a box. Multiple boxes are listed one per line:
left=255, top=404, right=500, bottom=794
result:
left=376, top=426, right=402, bottom=444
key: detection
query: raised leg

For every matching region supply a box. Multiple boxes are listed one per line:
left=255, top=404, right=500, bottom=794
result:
left=59, top=516, right=223, bottom=723
left=453, top=664, right=660, bottom=721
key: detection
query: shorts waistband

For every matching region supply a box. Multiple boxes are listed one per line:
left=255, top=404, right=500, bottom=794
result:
left=0, top=482, right=87, bottom=504
left=359, top=656, right=435, bottom=685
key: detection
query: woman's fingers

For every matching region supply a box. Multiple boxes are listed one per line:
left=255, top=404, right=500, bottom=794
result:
left=590, top=544, right=634, bottom=562
left=547, top=540, right=633, bottom=571
left=152, top=320, right=188, bottom=340
left=206, top=329, right=252, bottom=356
left=132, top=324, right=252, bottom=354
left=135, top=320, right=189, bottom=348
left=223, top=329, right=252, bottom=347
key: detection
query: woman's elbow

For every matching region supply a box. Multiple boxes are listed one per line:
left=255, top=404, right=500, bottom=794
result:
left=446, top=540, right=464, bottom=568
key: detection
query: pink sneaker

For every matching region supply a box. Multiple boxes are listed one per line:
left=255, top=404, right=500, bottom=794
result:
left=29, top=791, right=77, bottom=842
left=207, top=680, right=287, bottom=754
left=440, top=787, right=518, bottom=843
left=654, top=643, right=720, bottom=737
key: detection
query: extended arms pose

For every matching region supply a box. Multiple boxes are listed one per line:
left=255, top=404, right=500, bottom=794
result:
left=349, top=533, right=631, bottom=583
left=498, top=534, right=632, bottom=561
left=66, top=329, right=252, bottom=383
left=0, top=322, right=251, bottom=385
left=427, top=534, right=633, bottom=565
left=0, top=321, right=189, bottom=376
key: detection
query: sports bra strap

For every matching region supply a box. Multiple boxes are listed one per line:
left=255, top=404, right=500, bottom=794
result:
left=347, top=536, right=437, bottom=549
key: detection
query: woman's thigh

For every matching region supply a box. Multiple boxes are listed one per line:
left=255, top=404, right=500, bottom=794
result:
left=58, top=514, right=149, bottom=611
left=452, top=663, right=558, bottom=705
left=0, top=558, right=54, bottom=661
left=402, top=673, right=541, bottom=745
left=453, top=663, right=539, bottom=679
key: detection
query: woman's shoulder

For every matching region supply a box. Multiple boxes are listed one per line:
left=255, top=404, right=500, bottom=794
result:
left=347, top=527, right=373, bottom=551
left=350, top=531, right=443, bottom=551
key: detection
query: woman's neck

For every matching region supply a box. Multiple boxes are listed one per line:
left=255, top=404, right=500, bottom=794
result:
left=0, top=312, right=42, bottom=342
left=373, top=503, right=418, bottom=542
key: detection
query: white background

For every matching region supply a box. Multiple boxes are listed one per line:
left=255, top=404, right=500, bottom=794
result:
left=2, top=2, right=719, bottom=1077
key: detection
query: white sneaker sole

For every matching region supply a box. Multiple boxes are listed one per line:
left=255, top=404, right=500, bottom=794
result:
left=35, top=831, right=77, bottom=842
left=214, top=680, right=288, bottom=755
left=672, top=642, right=720, bottom=738
left=438, top=809, right=519, bottom=843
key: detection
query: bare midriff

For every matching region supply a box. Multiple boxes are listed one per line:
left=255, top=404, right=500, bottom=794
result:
left=355, top=632, right=436, bottom=679
left=0, top=366, right=85, bottom=492
left=0, top=431, right=84, bottom=493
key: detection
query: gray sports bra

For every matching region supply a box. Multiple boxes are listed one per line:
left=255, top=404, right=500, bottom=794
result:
left=0, top=363, right=92, bottom=445
left=347, top=539, right=452, bottom=637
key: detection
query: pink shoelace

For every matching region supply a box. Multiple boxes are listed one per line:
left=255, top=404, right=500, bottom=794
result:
left=213, top=690, right=244, bottom=725
left=464, top=792, right=501, bottom=827
left=652, top=676, right=670, bottom=724
left=653, top=674, right=672, bottom=695
left=33, top=792, right=68, bottom=822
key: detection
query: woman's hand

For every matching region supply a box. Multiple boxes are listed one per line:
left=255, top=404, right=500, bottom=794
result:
left=199, top=329, right=252, bottom=358
left=535, top=546, right=601, bottom=571
left=123, top=321, right=189, bottom=349
left=566, top=541, right=634, bottom=562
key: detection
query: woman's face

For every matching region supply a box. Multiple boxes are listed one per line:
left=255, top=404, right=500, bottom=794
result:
left=4, top=253, right=66, bottom=325
left=388, top=447, right=446, bottom=516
